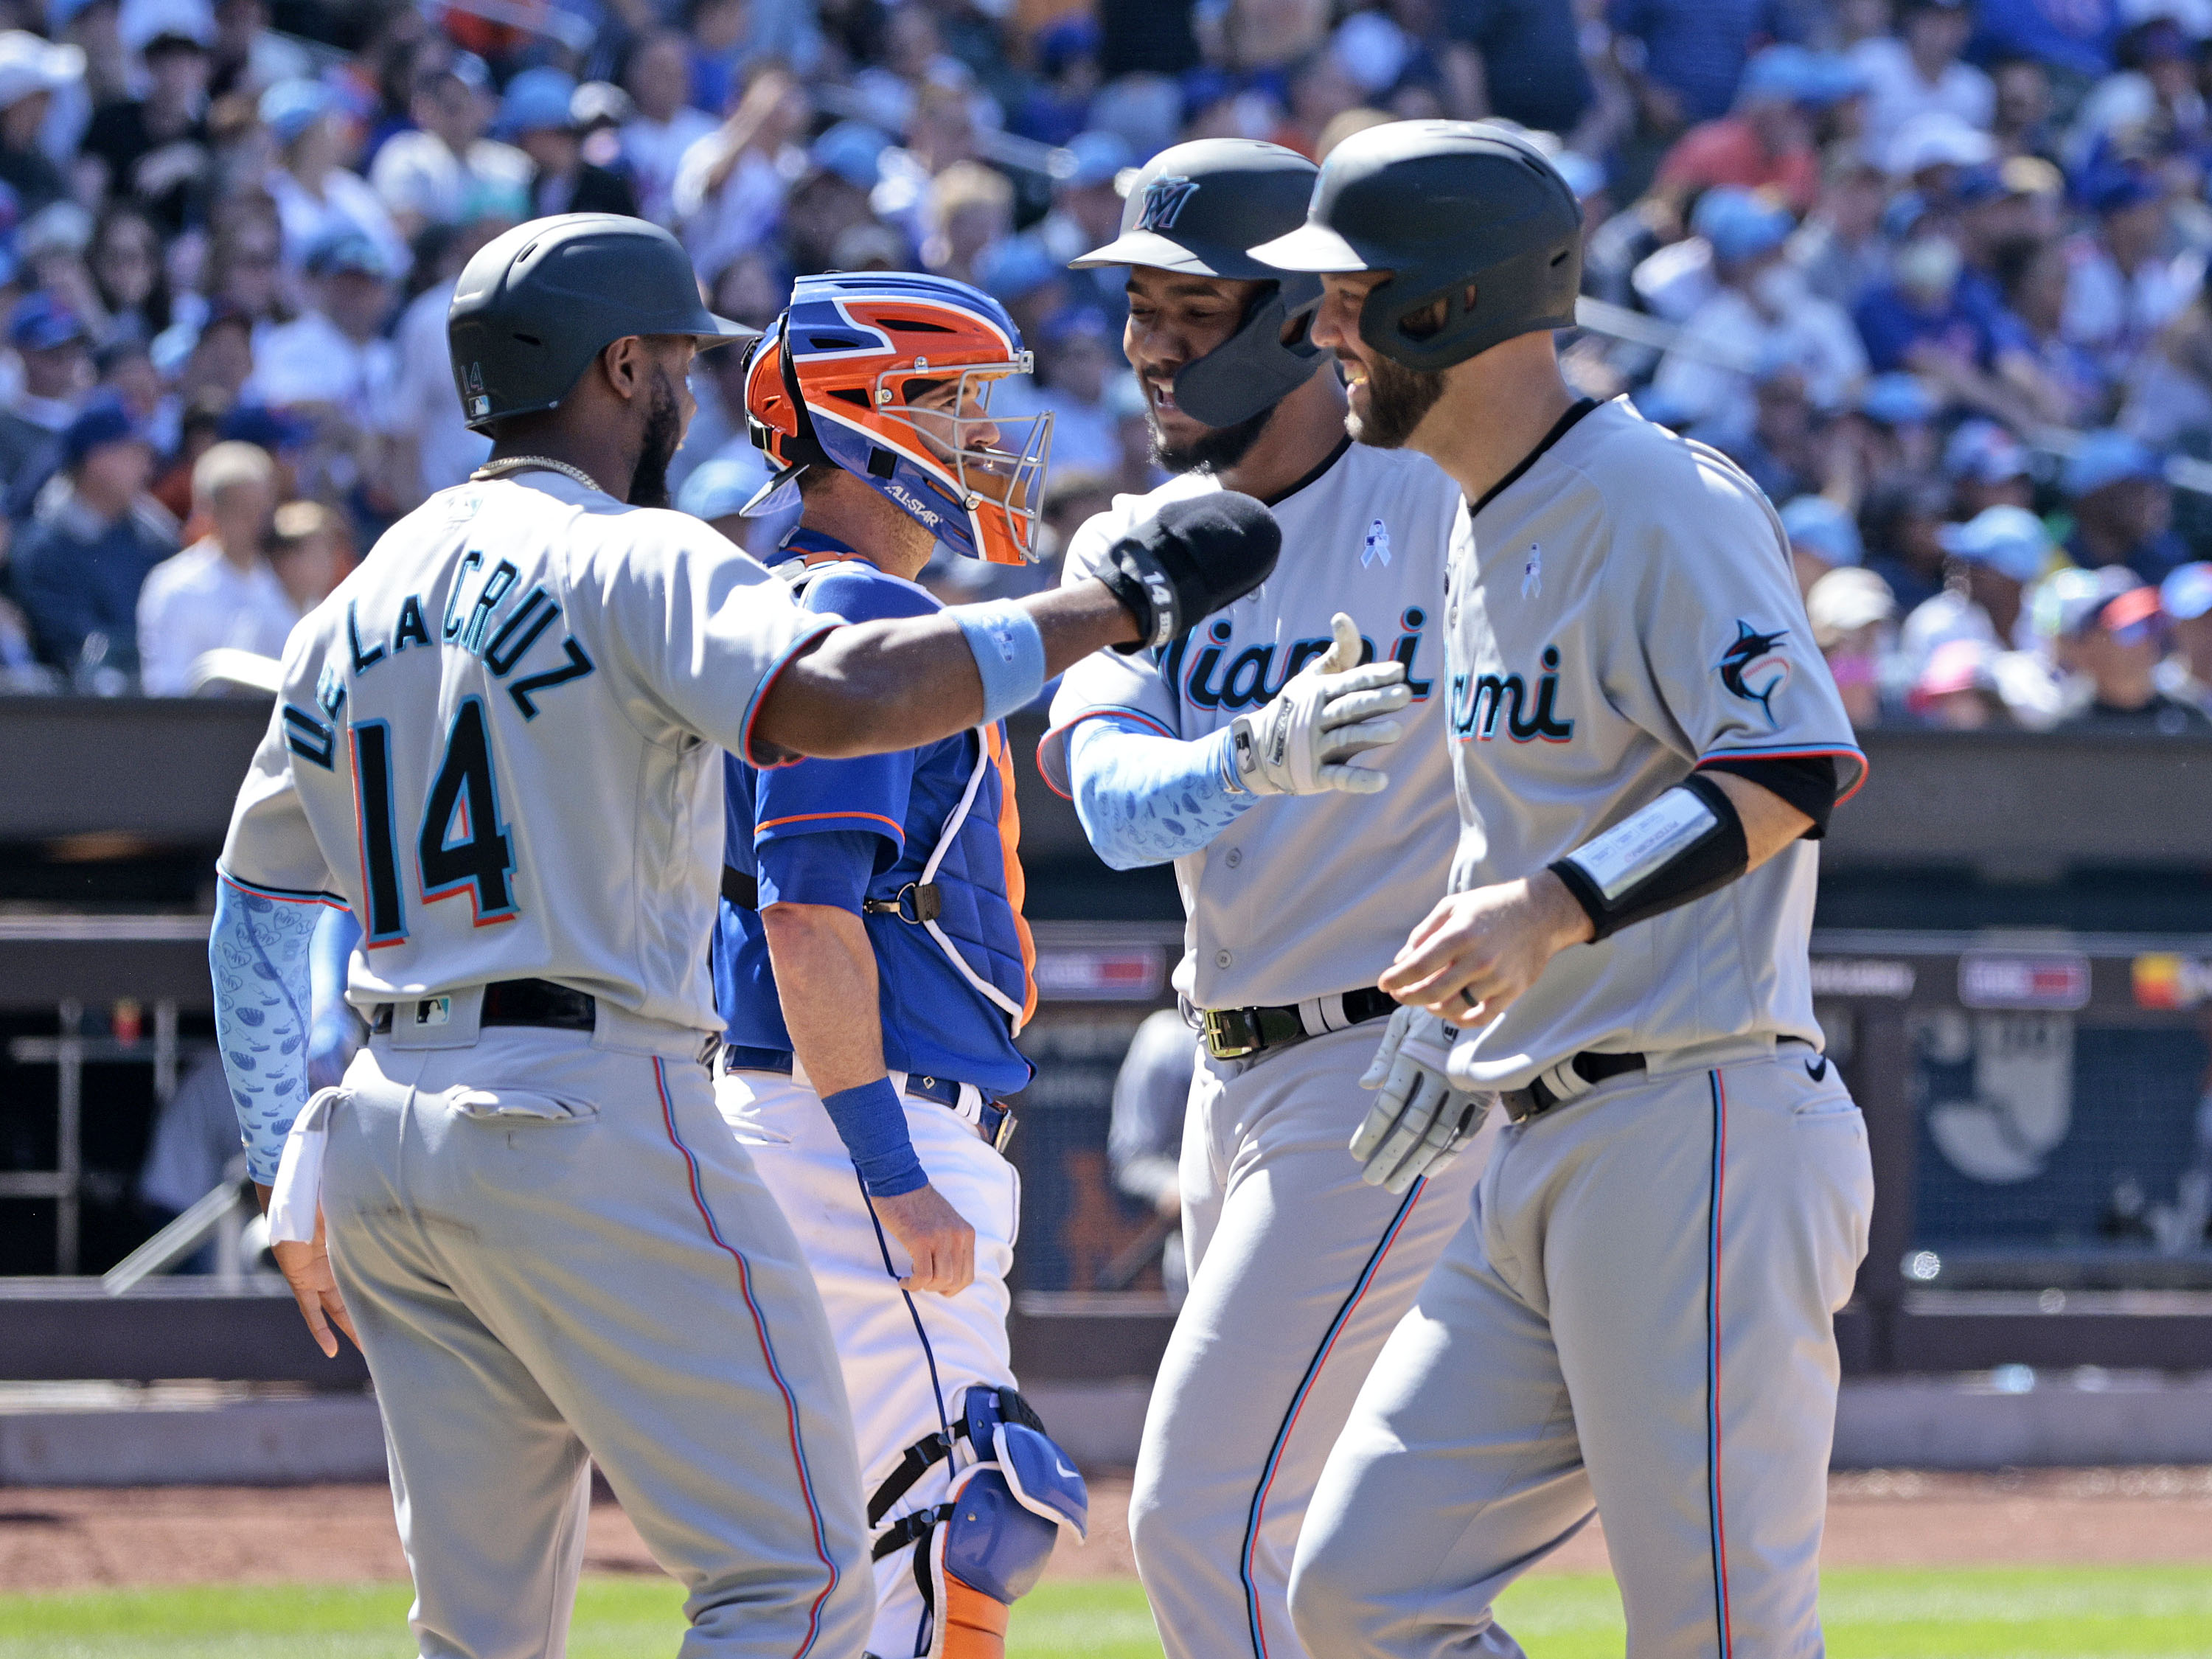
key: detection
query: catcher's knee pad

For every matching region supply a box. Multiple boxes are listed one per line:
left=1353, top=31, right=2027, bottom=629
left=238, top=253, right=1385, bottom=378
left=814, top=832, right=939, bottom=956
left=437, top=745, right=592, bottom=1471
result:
left=871, top=1386, right=1089, bottom=1658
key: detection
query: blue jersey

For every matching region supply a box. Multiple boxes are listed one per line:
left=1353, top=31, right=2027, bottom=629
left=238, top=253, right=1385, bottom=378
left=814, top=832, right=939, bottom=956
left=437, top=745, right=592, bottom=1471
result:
left=712, top=533, right=1037, bottom=1098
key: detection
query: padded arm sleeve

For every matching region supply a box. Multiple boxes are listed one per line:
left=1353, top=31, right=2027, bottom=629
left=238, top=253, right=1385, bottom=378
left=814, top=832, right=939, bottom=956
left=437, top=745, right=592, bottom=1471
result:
left=1548, top=773, right=1750, bottom=943
left=210, top=877, right=320, bottom=1184
left=1066, top=717, right=1258, bottom=872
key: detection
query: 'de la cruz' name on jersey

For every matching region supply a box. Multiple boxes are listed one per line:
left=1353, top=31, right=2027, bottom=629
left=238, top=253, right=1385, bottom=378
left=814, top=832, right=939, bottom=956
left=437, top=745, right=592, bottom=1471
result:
left=1040, top=441, right=1464, bottom=1011
left=219, top=473, right=834, bottom=1034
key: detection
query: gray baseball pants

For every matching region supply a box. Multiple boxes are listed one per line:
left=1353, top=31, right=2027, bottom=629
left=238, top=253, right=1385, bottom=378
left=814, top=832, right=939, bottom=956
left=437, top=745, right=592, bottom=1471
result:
left=321, top=1022, right=872, bottom=1659
left=1130, top=1021, right=1492, bottom=1659
left=1288, top=1044, right=1874, bottom=1659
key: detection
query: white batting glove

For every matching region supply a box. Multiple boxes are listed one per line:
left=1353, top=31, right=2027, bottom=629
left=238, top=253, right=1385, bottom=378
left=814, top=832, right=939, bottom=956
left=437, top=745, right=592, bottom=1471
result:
left=1228, top=613, right=1411, bottom=796
left=1349, top=1006, right=1492, bottom=1193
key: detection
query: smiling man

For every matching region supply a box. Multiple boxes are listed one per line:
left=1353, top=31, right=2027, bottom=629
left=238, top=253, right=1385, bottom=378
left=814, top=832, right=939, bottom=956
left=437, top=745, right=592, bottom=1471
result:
left=1036, top=139, right=1489, bottom=1659
left=1250, top=119, right=1874, bottom=1659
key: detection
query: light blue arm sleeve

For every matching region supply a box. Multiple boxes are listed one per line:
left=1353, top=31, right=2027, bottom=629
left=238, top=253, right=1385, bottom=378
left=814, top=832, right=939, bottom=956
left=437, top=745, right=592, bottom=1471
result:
left=209, top=880, right=320, bottom=1184
left=1067, top=716, right=1259, bottom=872
left=307, top=906, right=364, bottom=1090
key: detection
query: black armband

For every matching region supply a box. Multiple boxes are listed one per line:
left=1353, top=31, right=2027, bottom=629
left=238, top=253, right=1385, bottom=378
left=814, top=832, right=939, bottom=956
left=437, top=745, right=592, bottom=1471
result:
left=1696, top=754, right=1837, bottom=839
left=1547, top=773, right=1750, bottom=943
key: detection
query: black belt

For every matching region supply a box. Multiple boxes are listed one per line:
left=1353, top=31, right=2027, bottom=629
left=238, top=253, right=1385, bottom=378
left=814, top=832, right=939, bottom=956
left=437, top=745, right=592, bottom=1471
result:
left=714, top=1045, right=1015, bottom=1152
left=1197, top=986, right=1397, bottom=1062
left=369, top=977, right=596, bottom=1035
left=1497, top=1050, right=1646, bottom=1124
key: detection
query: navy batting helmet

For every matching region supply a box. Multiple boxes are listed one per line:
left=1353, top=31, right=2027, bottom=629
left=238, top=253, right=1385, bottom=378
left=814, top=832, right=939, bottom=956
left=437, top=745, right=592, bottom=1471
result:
left=1071, top=138, right=1324, bottom=428
left=1249, top=121, right=1582, bottom=373
left=448, top=214, right=756, bottom=433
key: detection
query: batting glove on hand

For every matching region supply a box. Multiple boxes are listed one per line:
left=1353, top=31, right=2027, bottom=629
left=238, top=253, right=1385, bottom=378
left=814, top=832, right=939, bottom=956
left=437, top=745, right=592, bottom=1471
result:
left=1228, top=613, right=1412, bottom=796
left=1095, top=491, right=1281, bottom=654
left=1349, top=1006, right=1492, bottom=1192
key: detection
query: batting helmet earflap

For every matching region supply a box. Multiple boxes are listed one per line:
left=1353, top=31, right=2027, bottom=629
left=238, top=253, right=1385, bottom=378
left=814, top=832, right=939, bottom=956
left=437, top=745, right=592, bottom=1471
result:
left=1247, top=121, right=1583, bottom=374
left=1070, top=138, right=1325, bottom=429
left=448, top=214, right=756, bottom=433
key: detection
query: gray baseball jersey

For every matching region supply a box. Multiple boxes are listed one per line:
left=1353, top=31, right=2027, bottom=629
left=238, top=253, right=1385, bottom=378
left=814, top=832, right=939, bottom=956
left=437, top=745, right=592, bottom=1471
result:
left=1438, top=397, right=1864, bottom=1091
left=1040, top=442, right=1463, bottom=1009
left=220, top=472, right=833, bottom=1034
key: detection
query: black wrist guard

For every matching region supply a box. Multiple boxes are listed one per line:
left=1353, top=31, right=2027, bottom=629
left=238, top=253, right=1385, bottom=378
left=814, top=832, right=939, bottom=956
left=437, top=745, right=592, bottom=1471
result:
left=1095, top=490, right=1281, bottom=653
left=1548, top=773, right=1750, bottom=943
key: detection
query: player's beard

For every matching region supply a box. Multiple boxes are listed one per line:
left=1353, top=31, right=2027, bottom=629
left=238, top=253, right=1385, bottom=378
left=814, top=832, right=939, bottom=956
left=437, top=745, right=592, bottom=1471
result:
left=1350, top=354, right=1447, bottom=451
left=1149, top=399, right=1273, bottom=476
left=627, top=371, right=684, bottom=508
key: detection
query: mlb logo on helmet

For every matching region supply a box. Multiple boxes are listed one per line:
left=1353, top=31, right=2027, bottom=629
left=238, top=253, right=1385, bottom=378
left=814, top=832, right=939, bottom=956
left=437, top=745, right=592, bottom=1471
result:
left=1136, top=176, right=1198, bottom=234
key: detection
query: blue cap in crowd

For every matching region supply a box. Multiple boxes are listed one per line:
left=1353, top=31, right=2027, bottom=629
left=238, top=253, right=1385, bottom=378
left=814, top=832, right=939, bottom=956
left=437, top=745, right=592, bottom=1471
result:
left=1057, top=128, right=1131, bottom=189
left=1943, top=418, right=2029, bottom=484
left=2063, top=429, right=2162, bottom=498
left=220, top=401, right=310, bottom=453
left=1938, top=505, right=2055, bottom=583
left=10, top=290, right=83, bottom=351
left=60, top=394, right=141, bottom=467
left=2087, top=170, right=2161, bottom=217
left=498, top=66, right=576, bottom=138
left=304, top=227, right=390, bottom=279
left=1551, top=150, right=1606, bottom=201
left=1858, top=372, right=1938, bottom=426
left=1737, top=45, right=1863, bottom=108
left=678, top=455, right=770, bottom=522
left=1691, top=185, right=1794, bottom=264
left=2161, top=561, right=2212, bottom=622
left=810, top=120, right=890, bottom=190
left=259, top=77, right=334, bottom=145
left=977, top=236, right=1060, bottom=305
left=1780, top=495, right=1863, bottom=566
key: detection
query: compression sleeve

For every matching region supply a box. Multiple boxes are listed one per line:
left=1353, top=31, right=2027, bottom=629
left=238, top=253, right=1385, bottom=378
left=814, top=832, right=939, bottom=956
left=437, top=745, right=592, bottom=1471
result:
left=1066, top=716, right=1259, bottom=872
left=210, top=877, right=319, bottom=1183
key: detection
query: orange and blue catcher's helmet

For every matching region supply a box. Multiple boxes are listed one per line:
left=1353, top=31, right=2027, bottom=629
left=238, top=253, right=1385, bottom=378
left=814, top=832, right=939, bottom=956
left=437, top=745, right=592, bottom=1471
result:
left=740, top=271, right=1054, bottom=566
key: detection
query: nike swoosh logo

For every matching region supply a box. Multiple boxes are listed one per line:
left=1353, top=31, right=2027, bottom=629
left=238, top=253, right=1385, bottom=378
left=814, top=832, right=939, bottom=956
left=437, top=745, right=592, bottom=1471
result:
left=1805, top=1056, right=1829, bottom=1082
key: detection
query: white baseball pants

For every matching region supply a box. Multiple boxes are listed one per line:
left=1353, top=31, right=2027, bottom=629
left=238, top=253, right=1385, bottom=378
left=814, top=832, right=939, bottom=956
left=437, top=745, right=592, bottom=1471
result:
left=321, top=1026, right=872, bottom=1659
left=1289, top=1046, right=1874, bottom=1659
left=715, top=1068, right=1021, bottom=1659
left=1130, top=1020, right=1492, bottom=1659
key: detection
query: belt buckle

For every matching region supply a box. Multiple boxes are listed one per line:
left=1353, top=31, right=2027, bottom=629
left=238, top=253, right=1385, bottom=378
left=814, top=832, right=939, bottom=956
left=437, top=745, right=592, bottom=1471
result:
left=1200, top=1007, right=1262, bottom=1061
left=990, top=1107, right=1018, bottom=1155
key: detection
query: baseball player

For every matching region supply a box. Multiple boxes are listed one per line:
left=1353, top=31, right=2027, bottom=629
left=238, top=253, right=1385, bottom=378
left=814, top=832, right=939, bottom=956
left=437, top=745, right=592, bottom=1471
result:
left=1036, top=139, right=1492, bottom=1659
left=706, top=272, right=1087, bottom=1659
left=206, top=213, right=1279, bottom=1659
left=1250, top=123, right=1875, bottom=1658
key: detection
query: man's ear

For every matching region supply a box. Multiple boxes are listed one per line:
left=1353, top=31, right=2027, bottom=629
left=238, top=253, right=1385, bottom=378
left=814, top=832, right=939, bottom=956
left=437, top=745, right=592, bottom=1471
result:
left=598, top=334, right=646, bottom=403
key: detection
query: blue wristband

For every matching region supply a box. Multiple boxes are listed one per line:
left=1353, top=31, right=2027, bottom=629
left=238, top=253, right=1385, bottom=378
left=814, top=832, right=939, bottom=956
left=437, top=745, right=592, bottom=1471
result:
left=820, top=1077, right=928, bottom=1197
left=952, top=599, right=1047, bottom=724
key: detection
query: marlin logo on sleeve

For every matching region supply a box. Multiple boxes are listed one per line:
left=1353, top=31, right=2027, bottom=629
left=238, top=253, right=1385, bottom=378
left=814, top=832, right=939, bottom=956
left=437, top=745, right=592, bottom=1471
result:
left=1135, top=176, right=1198, bottom=232
left=1719, top=620, right=1792, bottom=722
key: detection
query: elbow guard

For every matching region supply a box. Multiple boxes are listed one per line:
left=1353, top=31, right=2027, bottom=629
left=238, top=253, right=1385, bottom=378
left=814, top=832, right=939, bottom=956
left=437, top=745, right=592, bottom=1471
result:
left=1548, top=773, right=1749, bottom=943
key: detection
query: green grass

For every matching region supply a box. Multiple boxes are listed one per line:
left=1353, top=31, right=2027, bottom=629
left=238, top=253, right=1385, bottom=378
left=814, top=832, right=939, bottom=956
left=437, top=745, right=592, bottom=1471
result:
left=1, top=1566, right=2209, bottom=1657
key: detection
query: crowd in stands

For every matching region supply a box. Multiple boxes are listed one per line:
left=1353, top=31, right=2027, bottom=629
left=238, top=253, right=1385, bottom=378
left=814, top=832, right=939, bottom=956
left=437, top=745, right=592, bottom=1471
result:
left=0, top=0, right=2207, bottom=731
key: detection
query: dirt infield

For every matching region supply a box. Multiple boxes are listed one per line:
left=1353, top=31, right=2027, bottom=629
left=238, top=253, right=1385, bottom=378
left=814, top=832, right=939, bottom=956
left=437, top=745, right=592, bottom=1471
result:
left=6, top=1467, right=2212, bottom=1594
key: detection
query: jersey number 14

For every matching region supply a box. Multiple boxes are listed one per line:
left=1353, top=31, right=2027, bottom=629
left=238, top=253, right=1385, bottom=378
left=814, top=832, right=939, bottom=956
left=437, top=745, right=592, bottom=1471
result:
left=352, top=696, right=518, bottom=945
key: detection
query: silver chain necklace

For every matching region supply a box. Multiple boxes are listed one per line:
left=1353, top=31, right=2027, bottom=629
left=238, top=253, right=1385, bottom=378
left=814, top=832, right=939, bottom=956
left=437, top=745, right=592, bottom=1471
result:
left=471, top=454, right=606, bottom=495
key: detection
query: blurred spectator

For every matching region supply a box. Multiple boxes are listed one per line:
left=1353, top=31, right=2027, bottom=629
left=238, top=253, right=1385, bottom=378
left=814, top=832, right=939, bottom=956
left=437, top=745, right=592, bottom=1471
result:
left=2158, top=559, right=2212, bottom=712
left=1861, top=471, right=1952, bottom=609
left=1033, top=129, right=1133, bottom=325
left=0, top=31, right=83, bottom=215
left=1848, top=369, right=1943, bottom=485
left=88, top=205, right=171, bottom=344
left=0, top=293, right=90, bottom=494
left=81, top=24, right=209, bottom=233
left=1446, top=0, right=1594, bottom=134
left=1012, top=15, right=1103, bottom=145
left=265, top=495, right=350, bottom=613
left=387, top=213, right=503, bottom=506
left=1789, top=150, right=1891, bottom=305
left=1989, top=54, right=2061, bottom=160
left=1107, top=1006, right=1198, bottom=1308
left=134, top=437, right=282, bottom=694
left=999, top=307, right=1119, bottom=474
left=1807, top=563, right=1898, bottom=725
left=1944, top=417, right=2036, bottom=515
left=7, top=394, right=173, bottom=681
left=2064, top=428, right=2188, bottom=580
left=672, top=66, right=812, bottom=280
left=501, top=68, right=638, bottom=220
left=2122, top=265, right=2212, bottom=446
left=369, top=55, right=528, bottom=242
left=1992, top=230, right=2110, bottom=426
left=1908, top=636, right=2011, bottom=725
left=2062, top=170, right=2194, bottom=382
left=1781, top=492, right=1864, bottom=594
left=1607, top=0, right=1781, bottom=130
left=260, top=77, right=406, bottom=277
left=2054, top=574, right=2211, bottom=728
left=1970, top=0, right=2119, bottom=85
left=1722, top=362, right=1826, bottom=501
left=622, top=29, right=717, bottom=226
left=1902, top=501, right=2054, bottom=673
left=1653, top=45, right=1829, bottom=212
left=676, top=451, right=790, bottom=558
left=923, top=158, right=1013, bottom=288
left=1850, top=0, right=1992, bottom=138
left=1649, top=185, right=1866, bottom=439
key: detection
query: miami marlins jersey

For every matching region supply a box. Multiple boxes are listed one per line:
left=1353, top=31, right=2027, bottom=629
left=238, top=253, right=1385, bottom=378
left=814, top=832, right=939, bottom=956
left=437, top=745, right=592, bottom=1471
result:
left=1040, top=440, right=1462, bottom=1010
left=714, top=538, right=1037, bottom=1097
left=218, top=471, right=835, bottom=1034
left=1439, top=397, right=1865, bottom=1091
